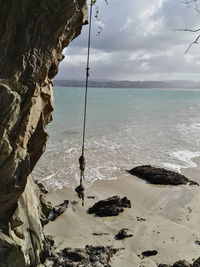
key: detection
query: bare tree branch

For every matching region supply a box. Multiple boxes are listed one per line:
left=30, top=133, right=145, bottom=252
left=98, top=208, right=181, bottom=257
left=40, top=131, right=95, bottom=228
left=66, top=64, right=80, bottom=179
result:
left=181, top=0, right=200, bottom=11
left=174, top=28, right=200, bottom=32
left=176, top=0, right=200, bottom=53
left=185, top=34, right=200, bottom=53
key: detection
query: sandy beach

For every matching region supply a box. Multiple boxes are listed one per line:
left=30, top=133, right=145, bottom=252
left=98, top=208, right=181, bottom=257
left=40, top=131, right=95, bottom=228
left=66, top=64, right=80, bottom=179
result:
left=44, top=160, right=200, bottom=266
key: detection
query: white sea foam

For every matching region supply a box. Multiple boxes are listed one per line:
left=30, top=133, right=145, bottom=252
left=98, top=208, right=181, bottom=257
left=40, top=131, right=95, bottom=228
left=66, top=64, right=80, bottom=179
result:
left=162, top=163, right=182, bottom=172
left=41, top=173, right=55, bottom=181
left=35, top=129, right=200, bottom=190
left=171, top=150, right=200, bottom=166
left=163, top=150, right=200, bottom=172
left=190, top=122, right=200, bottom=129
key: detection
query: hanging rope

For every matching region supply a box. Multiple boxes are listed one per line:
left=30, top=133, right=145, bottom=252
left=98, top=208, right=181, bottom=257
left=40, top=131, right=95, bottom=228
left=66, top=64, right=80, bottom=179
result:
left=75, top=0, right=93, bottom=206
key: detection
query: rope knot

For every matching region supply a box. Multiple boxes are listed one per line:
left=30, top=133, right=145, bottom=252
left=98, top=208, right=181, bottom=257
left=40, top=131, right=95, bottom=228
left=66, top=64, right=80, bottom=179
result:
left=75, top=184, right=85, bottom=206
left=86, top=67, right=90, bottom=77
left=79, top=155, right=85, bottom=171
left=76, top=154, right=86, bottom=206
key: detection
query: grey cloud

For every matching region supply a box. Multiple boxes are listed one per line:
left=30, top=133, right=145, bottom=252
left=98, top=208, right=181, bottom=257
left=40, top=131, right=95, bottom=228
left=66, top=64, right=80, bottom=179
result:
left=56, top=0, right=200, bottom=81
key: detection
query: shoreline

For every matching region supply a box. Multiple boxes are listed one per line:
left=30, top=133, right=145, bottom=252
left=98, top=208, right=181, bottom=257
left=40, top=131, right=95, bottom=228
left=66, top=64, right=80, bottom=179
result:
left=44, top=160, right=200, bottom=266
left=181, top=156, right=200, bottom=182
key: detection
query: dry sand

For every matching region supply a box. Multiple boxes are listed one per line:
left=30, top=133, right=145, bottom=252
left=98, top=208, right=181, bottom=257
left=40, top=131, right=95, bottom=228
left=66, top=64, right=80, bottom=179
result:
left=45, top=161, right=200, bottom=266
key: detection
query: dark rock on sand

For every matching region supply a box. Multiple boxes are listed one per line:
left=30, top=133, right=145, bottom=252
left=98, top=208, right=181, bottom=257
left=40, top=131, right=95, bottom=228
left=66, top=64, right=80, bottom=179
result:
left=172, top=260, right=192, bottom=267
left=88, top=196, right=131, bottom=217
left=93, top=205, right=124, bottom=217
left=141, top=250, right=158, bottom=257
left=48, top=200, right=69, bottom=221
left=136, top=217, right=146, bottom=222
left=158, top=259, right=199, bottom=267
left=61, top=248, right=89, bottom=262
left=92, top=232, right=110, bottom=236
left=193, top=257, right=200, bottom=267
left=128, top=165, right=199, bottom=186
left=44, top=245, right=121, bottom=267
left=115, top=228, right=133, bottom=240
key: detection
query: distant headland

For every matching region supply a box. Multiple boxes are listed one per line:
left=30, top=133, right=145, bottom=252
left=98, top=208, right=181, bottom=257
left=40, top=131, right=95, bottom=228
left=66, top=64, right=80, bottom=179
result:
left=54, top=79, right=200, bottom=89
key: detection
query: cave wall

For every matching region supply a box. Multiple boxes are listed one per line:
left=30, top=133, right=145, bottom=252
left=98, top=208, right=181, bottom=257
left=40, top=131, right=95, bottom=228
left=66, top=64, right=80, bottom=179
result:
left=0, top=0, right=87, bottom=265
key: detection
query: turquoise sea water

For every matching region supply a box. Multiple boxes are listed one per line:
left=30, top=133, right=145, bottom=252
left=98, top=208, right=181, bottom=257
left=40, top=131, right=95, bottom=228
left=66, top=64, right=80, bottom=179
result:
left=34, top=87, right=200, bottom=190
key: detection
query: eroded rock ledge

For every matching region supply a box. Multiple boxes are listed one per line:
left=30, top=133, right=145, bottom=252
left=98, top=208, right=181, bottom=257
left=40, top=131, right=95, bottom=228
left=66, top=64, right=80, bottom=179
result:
left=0, top=0, right=87, bottom=266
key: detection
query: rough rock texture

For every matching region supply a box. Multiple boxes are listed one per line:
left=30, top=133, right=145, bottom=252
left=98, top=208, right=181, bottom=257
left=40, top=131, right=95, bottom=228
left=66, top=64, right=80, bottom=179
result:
left=158, top=259, right=198, bottom=267
left=115, top=228, right=133, bottom=240
left=48, top=200, right=69, bottom=221
left=172, top=261, right=192, bottom=267
left=0, top=176, right=52, bottom=266
left=88, top=195, right=131, bottom=217
left=128, top=165, right=199, bottom=186
left=9, top=176, right=51, bottom=266
left=0, top=0, right=87, bottom=266
left=193, top=258, right=200, bottom=267
left=43, top=245, right=121, bottom=267
left=141, top=250, right=158, bottom=258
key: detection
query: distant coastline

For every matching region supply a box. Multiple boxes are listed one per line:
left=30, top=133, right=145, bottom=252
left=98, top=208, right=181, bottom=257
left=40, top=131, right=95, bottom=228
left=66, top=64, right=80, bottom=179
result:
left=54, top=79, right=200, bottom=89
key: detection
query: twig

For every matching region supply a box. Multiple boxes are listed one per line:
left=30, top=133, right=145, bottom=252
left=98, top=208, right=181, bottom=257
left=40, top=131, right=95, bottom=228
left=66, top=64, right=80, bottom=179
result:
left=185, top=34, right=200, bottom=53
left=174, top=28, right=200, bottom=32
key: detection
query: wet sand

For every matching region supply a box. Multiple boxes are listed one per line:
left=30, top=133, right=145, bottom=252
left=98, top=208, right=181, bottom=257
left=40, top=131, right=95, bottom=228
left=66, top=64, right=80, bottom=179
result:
left=45, top=161, right=200, bottom=266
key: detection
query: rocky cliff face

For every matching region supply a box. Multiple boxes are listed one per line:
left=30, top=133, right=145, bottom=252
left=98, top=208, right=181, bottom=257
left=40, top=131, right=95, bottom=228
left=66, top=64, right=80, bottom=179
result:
left=0, top=0, right=87, bottom=265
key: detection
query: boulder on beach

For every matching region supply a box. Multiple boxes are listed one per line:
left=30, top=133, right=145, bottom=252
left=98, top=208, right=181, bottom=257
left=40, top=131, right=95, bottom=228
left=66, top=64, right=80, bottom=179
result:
left=141, top=250, right=158, bottom=257
left=48, top=200, right=69, bottom=221
left=88, top=195, right=131, bottom=217
left=193, top=257, right=200, bottom=267
left=43, top=245, right=121, bottom=267
left=172, top=260, right=192, bottom=267
left=115, top=228, right=133, bottom=240
left=158, top=258, right=200, bottom=267
left=128, top=165, right=199, bottom=186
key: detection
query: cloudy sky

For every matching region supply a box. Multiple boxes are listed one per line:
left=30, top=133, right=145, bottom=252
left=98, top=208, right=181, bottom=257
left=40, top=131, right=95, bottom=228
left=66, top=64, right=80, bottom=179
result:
left=56, top=0, right=200, bottom=81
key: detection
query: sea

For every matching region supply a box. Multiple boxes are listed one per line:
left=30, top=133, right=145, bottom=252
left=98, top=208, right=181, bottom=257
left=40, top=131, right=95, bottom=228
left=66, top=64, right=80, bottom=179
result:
left=33, top=86, right=200, bottom=191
